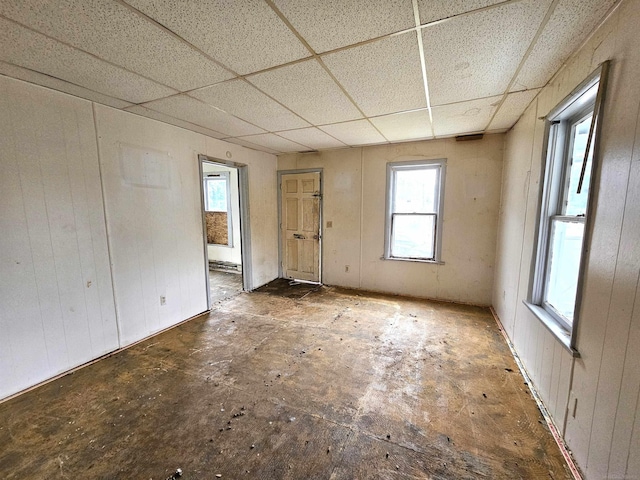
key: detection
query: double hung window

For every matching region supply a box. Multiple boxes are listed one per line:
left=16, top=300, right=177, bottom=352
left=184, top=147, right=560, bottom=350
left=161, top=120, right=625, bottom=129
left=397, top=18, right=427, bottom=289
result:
left=385, top=160, right=446, bottom=262
left=527, top=63, right=608, bottom=351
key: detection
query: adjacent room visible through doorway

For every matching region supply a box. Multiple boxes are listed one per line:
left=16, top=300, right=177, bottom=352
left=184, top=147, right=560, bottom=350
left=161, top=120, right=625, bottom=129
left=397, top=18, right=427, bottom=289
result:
left=201, top=157, right=245, bottom=305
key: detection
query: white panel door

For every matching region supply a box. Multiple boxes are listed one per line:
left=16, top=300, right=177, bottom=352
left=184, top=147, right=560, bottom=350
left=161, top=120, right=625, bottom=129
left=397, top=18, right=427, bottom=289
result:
left=281, top=172, right=321, bottom=282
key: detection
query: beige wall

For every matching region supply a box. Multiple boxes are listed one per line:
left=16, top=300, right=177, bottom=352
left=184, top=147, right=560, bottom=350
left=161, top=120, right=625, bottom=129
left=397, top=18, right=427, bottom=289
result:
left=0, top=76, right=279, bottom=399
left=279, top=134, right=504, bottom=305
left=493, top=1, right=640, bottom=478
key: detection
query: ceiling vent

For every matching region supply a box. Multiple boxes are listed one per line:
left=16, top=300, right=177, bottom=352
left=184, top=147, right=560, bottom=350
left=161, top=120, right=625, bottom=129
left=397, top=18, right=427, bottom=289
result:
left=455, top=133, right=484, bottom=142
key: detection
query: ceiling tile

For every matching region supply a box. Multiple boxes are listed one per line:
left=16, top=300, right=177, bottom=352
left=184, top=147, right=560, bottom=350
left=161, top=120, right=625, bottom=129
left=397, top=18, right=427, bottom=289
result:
left=223, top=137, right=280, bottom=155
left=124, top=105, right=226, bottom=139
left=417, top=0, right=505, bottom=24
left=141, top=95, right=265, bottom=137
left=319, top=120, right=387, bottom=146
left=322, top=33, right=426, bottom=117
left=236, top=134, right=310, bottom=153
left=124, top=0, right=310, bottom=75
left=0, top=0, right=233, bottom=92
left=0, top=18, right=176, bottom=104
left=511, top=0, right=617, bottom=91
left=272, top=0, right=414, bottom=53
left=422, top=0, right=551, bottom=106
left=276, top=127, right=347, bottom=150
left=0, top=61, right=133, bottom=109
left=190, top=80, right=309, bottom=132
left=370, top=110, right=433, bottom=142
left=431, top=96, right=502, bottom=137
left=248, top=59, right=362, bottom=125
left=488, top=89, right=540, bottom=130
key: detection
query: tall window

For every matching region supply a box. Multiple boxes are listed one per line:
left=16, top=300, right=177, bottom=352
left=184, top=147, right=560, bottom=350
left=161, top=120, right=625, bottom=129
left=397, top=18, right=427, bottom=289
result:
left=527, top=63, right=608, bottom=349
left=385, top=159, right=446, bottom=262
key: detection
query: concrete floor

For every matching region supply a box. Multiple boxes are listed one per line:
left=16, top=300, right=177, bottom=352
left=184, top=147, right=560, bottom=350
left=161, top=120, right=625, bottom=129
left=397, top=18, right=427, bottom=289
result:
left=0, top=281, right=571, bottom=479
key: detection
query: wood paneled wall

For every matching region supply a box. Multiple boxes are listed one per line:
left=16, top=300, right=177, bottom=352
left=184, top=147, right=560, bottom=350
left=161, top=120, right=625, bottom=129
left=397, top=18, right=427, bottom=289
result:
left=0, top=77, right=118, bottom=399
left=493, top=1, right=639, bottom=477
left=0, top=76, right=279, bottom=401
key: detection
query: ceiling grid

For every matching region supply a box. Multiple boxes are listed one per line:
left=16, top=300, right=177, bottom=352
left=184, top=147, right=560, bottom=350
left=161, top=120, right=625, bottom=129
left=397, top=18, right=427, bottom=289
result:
left=0, top=0, right=620, bottom=153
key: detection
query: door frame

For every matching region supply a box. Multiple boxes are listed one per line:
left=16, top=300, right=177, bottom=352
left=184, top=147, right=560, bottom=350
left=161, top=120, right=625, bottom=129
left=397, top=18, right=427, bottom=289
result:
left=277, top=168, right=323, bottom=283
left=199, top=154, right=253, bottom=309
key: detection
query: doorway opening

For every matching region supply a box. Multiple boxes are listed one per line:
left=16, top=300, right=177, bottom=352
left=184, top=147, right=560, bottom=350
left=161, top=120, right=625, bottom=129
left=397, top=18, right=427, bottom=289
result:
left=199, top=155, right=252, bottom=308
left=278, top=169, right=322, bottom=284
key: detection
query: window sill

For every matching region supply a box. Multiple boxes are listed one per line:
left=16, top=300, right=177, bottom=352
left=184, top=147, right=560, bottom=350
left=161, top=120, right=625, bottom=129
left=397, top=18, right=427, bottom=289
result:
left=383, top=256, right=445, bottom=265
left=523, top=301, right=580, bottom=357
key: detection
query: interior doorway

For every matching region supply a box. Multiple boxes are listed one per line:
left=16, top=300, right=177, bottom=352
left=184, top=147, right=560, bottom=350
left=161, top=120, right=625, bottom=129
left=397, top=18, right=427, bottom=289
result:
left=278, top=170, right=322, bottom=283
left=199, top=155, right=251, bottom=307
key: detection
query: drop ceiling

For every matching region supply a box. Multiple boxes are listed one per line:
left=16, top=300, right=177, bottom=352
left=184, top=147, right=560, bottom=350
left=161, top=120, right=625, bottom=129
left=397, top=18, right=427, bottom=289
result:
left=0, top=0, right=618, bottom=154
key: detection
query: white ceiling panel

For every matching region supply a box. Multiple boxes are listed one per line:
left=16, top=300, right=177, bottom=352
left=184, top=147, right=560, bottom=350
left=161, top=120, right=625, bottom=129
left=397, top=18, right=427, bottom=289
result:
left=322, top=32, right=426, bottom=117
left=124, top=0, right=310, bottom=75
left=320, top=120, right=387, bottom=146
left=236, top=134, right=310, bottom=153
left=223, top=137, right=280, bottom=155
left=511, top=0, right=617, bottom=91
left=417, top=0, right=505, bottom=24
left=488, top=89, right=541, bottom=130
left=431, top=96, right=501, bottom=137
left=276, top=127, right=347, bottom=150
left=248, top=59, right=362, bottom=125
left=272, top=0, right=414, bottom=53
left=0, top=18, right=176, bottom=104
left=0, top=0, right=234, bottom=92
left=124, top=105, right=226, bottom=139
left=190, top=80, right=309, bottom=132
left=141, top=95, right=265, bottom=137
left=422, top=0, right=551, bottom=106
left=370, top=110, right=433, bottom=142
left=0, top=61, right=133, bottom=109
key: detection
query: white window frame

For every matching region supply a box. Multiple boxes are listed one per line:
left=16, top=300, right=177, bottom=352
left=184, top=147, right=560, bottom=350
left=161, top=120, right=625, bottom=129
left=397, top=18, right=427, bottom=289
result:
left=525, top=62, right=609, bottom=355
left=384, top=159, right=446, bottom=263
left=204, top=171, right=233, bottom=247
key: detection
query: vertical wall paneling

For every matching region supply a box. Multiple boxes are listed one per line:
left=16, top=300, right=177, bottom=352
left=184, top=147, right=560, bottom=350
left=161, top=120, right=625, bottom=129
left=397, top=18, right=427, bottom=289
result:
left=0, top=76, right=119, bottom=400
left=95, top=107, right=210, bottom=345
left=1, top=76, right=279, bottom=399
left=492, top=1, right=640, bottom=477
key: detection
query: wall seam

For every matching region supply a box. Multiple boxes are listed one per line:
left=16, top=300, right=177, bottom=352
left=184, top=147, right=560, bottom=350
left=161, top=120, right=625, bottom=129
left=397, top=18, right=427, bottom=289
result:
left=91, top=102, right=122, bottom=347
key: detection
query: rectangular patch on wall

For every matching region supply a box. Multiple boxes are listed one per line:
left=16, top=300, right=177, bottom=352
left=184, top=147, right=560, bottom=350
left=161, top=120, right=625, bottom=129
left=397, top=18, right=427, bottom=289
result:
left=119, top=143, right=170, bottom=189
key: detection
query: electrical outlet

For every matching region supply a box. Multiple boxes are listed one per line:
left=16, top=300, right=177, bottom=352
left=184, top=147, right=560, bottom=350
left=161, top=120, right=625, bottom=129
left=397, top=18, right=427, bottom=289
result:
left=345, top=265, right=350, bottom=273
left=160, top=295, right=166, bottom=306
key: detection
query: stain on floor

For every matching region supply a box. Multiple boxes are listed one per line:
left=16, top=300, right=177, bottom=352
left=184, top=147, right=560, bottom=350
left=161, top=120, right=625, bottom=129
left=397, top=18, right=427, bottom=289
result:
left=0, top=282, right=572, bottom=479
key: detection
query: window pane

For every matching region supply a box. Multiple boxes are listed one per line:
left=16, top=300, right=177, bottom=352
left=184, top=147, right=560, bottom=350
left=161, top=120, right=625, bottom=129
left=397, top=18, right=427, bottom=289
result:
left=206, top=178, right=228, bottom=212
left=394, top=168, right=437, bottom=213
left=391, top=214, right=435, bottom=259
left=545, top=219, right=585, bottom=323
left=565, top=115, right=593, bottom=216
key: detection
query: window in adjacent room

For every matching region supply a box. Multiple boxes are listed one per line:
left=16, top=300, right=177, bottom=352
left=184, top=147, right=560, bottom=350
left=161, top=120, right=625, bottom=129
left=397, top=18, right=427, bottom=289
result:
left=526, top=62, right=608, bottom=352
left=204, top=172, right=232, bottom=246
left=384, top=159, right=446, bottom=262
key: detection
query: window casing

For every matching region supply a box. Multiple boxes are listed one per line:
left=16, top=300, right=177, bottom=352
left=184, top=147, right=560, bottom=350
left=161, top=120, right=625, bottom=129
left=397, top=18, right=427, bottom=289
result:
left=384, top=159, right=446, bottom=263
left=526, top=62, right=608, bottom=353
